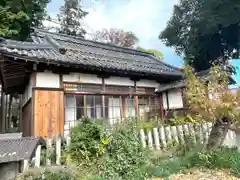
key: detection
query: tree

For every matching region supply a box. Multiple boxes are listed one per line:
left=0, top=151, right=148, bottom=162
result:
left=137, top=47, right=163, bottom=57
left=92, top=28, right=139, bottom=48
left=0, top=6, right=28, bottom=38
left=0, top=0, right=50, bottom=40
left=159, top=0, right=240, bottom=71
left=58, top=0, right=88, bottom=37
left=184, top=62, right=240, bottom=149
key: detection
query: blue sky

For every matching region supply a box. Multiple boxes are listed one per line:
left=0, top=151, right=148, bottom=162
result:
left=230, top=59, right=240, bottom=88
left=46, top=0, right=183, bottom=67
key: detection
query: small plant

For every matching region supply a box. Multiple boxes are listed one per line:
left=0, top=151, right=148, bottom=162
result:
left=169, top=114, right=198, bottom=126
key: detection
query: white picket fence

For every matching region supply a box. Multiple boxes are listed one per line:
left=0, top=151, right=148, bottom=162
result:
left=139, top=123, right=236, bottom=150
left=25, top=123, right=237, bottom=170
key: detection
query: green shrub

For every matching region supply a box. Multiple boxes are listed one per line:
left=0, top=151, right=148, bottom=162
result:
left=68, top=118, right=111, bottom=166
left=99, top=120, right=149, bottom=180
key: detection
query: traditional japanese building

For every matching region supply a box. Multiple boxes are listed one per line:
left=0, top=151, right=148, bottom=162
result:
left=0, top=29, right=185, bottom=137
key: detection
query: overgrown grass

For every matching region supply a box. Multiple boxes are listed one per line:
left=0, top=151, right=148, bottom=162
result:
left=143, top=146, right=240, bottom=179
left=17, top=118, right=240, bottom=180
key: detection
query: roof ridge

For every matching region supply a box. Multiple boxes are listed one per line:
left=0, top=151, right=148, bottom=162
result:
left=34, top=28, right=159, bottom=56
left=33, top=29, right=182, bottom=71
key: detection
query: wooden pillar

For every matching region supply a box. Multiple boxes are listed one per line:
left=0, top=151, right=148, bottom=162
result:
left=134, top=81, right=139, bottom=117
left=83, top=95, right=87, bottom=117
left=166, top=91, right=170, bottom=111
left=0, top=90, right=5, bottom=132
left=134, top=96, right=139, bottom=117
left=4, top=94, right=8, bottom=132
left=101, top=77, right=105, bottom=118
left=159, top=93, right=164, bottom=120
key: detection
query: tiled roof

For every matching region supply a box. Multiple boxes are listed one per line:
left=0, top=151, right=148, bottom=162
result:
left=0, top=29, right=183, bottom=77
left=0, top=136, right=43, bottom=163
left=156, top=69, right=235, bottom=92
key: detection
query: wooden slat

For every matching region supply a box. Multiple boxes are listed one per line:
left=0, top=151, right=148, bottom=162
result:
left=59, top=92, right=64, bottom=135
left=34, top=90, right=64, bottom=137
left=21, top=100, right=32, bottom=136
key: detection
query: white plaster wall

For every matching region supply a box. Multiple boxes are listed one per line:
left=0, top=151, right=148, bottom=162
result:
left=162, top=89, right=183, bottom=110
left=168, top=89, right=183, bottom=109
left=63, top=73, right=102, bottom=84
left=63, top=73, right=160, bottom=88
left=136, top=80, right=159, bottom=88
left=105, top=76, right=134, bottom=86
left=36, top=71, right=60, bottom=88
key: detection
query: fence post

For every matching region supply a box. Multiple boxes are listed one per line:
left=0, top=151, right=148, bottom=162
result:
left=66, top=136, right=71, bottom=147
left=35, top=145, right=41, bottom=167
left=188, top=124, right=196, bottom=144
left=46, top=138, right=52, bottom=165
left=159, top=126, right=166, bottom=149
left=177, top=125, right=184, bottom=144
left=165, top=126, right=172, bottom=142
left=207, top=123, right=212, bottom=136
left=183, top=124, right=189, bottom=136
left=153, top=128, right=160, bottom=150
left=56, top=137, right=61, bottom=165
left=140, top=129, right=146, bottom=148
left=195, top=124, right=203, bottom=144
left=202, top=123, right=208, bottom=144
left=171, top=126, right=179, bottom=144
left=147, top=130, right=153, bottom=149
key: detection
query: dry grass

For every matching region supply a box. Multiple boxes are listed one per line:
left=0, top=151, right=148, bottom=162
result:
left=147, top=168, right=240, bottom=180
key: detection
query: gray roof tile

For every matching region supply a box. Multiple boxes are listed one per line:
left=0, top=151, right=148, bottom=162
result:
left=0, top=136, right=43, bottom=163
left=0, top=29, right=183, bottom=77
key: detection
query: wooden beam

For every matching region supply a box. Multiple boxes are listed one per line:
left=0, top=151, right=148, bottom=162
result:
left=166, top=91, right=170, bottom=110
left=159, top=93, right=164, bottom=120
left=0, top=91, right=5, bottom=132
left=102, top=77, right=105, bottom=118
left=134, top=80, right=139, bottom=117
left=83, top=95, right=87, bottom=117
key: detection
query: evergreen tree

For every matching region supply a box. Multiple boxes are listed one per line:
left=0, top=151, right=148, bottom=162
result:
left=0, top=0, right=50, bottom=40
left=58, top=0, right=88, bottom=37
left=160, top=0, right=240, bottom=71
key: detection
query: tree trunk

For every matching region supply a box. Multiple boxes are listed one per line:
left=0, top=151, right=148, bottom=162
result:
left=207, top=116, right=232, bottom=149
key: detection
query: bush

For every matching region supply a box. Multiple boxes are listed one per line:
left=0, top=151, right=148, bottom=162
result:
left=68, top=118, right=111, bottom=166
left=99, top=121, right=149, bottom=180
left=187, top=147, right=240, bottom=176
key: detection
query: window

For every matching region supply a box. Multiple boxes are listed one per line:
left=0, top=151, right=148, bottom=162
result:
left=138, top=96, right=160, bottom=121
left=63, top=83, right=162, bottom=136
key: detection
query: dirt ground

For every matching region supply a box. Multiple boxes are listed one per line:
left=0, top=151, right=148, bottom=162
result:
left=148, top=168, right=240, bottom=180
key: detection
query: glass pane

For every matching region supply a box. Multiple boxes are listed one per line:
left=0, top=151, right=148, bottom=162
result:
left=125, top=96, right=135, bottom=118
left=76, top=96, right=84, bottom=120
